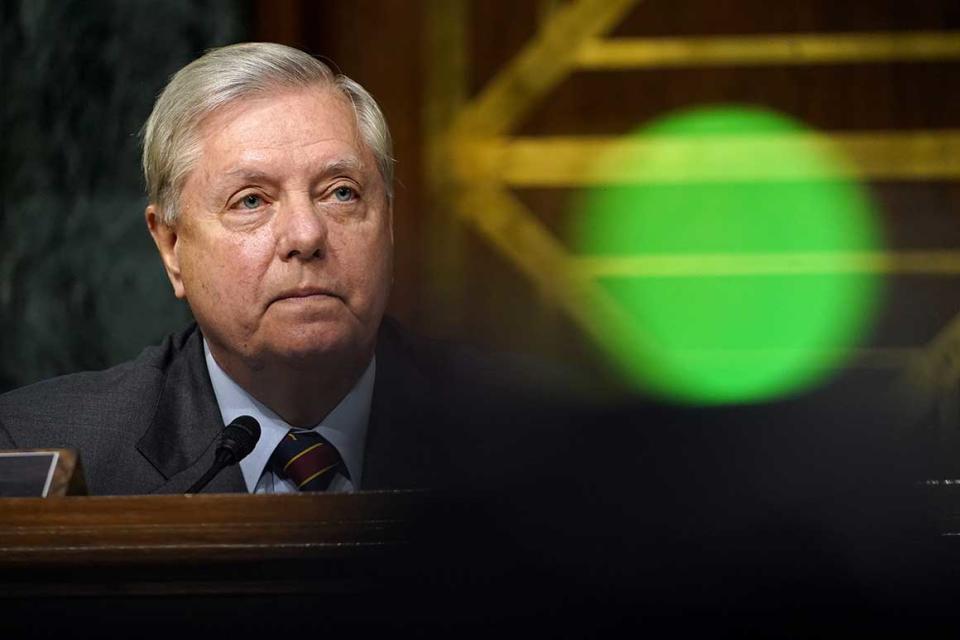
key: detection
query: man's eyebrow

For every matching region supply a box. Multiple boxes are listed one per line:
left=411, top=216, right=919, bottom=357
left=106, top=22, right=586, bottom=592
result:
left=312, top=157, right=365, bottom=176
left=221, top=168, right=275, bottom=182
left=220, top=158, right=366, bottom=182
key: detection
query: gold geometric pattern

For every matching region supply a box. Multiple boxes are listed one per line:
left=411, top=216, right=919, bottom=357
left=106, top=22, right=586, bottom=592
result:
left=435, top=0, right=960, bottom=371
left=576, top=31, right=960, bottom=68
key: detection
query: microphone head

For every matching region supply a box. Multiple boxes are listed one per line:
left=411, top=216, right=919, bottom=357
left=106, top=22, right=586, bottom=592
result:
left=219, top=415, right=261, bottom=464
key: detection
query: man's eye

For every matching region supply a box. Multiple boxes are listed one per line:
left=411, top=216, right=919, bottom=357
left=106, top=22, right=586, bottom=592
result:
left=239, top=194, right=263, bottom=209
left=333, top=186, right=356, bottom=202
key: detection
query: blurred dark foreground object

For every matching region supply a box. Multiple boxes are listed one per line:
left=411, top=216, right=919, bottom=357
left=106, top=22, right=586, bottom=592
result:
left=2, top=391, right=960, bottom=636
left=439, top=383, right=960, bottom=633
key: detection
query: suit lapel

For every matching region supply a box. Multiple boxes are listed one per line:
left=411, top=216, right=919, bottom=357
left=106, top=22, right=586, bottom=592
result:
left=136, top=326, right=246, bottom=494
left=135, top=318, right=447, bottom=493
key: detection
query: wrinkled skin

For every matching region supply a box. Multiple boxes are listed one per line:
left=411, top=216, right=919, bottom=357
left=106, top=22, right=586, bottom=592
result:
left=147, top=86, right=392, bottom=425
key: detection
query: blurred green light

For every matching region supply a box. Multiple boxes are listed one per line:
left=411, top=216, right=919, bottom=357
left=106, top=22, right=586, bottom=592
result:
left=574, top=106, right=882, bottom=405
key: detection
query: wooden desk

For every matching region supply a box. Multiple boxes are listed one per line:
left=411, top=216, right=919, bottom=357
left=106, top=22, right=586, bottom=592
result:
left=0, top=491, right=437, bottom=597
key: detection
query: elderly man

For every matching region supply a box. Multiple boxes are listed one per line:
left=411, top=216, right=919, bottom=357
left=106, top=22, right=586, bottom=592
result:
left=0, top=43, right=495, bottom=494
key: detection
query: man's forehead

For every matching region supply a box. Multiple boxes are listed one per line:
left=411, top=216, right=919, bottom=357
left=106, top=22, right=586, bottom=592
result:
left=191, top=90, right=376, bottom=182
left=198, top=88, right=356, bottom=150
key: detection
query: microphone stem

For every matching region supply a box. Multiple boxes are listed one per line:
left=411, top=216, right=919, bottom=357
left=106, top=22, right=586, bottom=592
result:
left=186, top=463, right=222, bottom=494
left=185, top=450, right=234, bottom=494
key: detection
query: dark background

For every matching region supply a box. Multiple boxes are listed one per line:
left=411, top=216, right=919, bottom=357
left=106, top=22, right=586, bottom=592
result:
left=0, top=0, right=246, bottom=389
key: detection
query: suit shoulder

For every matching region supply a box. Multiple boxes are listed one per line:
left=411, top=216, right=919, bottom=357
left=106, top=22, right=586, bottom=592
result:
left=0, top=324, right=202, bottom=444
left=376, top=316, right=592, bottom=403
left=377, top=316, right=515, bottom=386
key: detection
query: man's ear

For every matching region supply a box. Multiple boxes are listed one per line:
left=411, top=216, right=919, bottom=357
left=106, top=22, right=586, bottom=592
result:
left=387, top=199, right=394, bottom=245
left=145, top=204, right=186, bottom=299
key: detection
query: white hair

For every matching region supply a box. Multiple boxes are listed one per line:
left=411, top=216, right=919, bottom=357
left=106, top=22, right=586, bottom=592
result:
left=141, top=42, right=394, bottom=224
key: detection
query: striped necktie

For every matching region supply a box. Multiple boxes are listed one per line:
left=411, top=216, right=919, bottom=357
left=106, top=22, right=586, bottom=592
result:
left=270, top=430, right=344, bottom=492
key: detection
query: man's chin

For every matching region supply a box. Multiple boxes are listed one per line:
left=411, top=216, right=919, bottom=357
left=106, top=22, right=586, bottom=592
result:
left=258, top=329, right=371, bottom=370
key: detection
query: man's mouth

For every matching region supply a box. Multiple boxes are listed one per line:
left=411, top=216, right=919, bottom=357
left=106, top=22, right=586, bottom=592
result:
left=273, top=287, right=341, bottom=303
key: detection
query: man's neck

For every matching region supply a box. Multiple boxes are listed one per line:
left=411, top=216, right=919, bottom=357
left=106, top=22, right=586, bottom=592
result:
left=207, top=344, right=373, bottom=428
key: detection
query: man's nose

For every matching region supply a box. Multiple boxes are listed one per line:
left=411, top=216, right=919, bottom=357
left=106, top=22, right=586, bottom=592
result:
left=276, top=194, right=327, bottom=260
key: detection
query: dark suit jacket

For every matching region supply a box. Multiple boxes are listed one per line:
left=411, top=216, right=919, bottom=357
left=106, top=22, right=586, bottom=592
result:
left=0, top=318, right=516, bottom=495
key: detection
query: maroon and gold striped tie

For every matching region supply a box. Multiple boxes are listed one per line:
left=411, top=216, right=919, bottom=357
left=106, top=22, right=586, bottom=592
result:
left=270, top=431, right=343, bottom=491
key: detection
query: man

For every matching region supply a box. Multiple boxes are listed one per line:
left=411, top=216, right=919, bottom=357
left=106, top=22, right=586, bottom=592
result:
left=0, top=42, right=548, bottom=495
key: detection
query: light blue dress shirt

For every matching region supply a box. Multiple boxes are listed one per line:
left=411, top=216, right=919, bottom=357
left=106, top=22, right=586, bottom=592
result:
left=203, top=340, right=375, bottom=494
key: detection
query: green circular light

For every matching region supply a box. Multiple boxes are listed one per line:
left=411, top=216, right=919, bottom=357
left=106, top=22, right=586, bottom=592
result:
left=574, top=106, right=882, bottom=404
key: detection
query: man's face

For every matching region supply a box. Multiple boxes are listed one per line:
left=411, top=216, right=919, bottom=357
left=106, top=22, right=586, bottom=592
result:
left=150, top=86, right=393, bottom=371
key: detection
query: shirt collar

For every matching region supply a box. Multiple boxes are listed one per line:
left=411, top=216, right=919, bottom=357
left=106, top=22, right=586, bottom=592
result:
left=203, top=339, right=375, bottom=492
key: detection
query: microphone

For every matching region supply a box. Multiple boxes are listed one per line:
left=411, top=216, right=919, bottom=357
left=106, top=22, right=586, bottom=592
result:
left=185, top=415, right=261, bottom=494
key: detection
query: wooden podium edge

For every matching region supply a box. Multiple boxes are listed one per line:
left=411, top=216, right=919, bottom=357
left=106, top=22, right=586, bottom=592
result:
left=0, top=490, right=436, bottom=568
